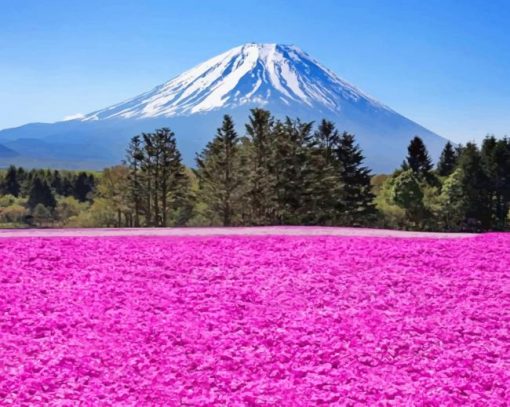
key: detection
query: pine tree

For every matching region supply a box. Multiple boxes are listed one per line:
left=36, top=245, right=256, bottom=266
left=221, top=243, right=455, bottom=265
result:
left=126, top=128, right=191, bottom=227
left=480, top=136, right=510, bottom=229
left=28, top=177, right=56, bottom=210
left=245, top=108, right=275, bottom=225
left=457, top=142, right=491, bottom=230
left=73, top=172, right=93, bottom=202
left=61, top=176, right=74, bottom=196
left=437, top=141, right=458, bottom=176
left=307, top=120, right=342, bottom=224
left=195, top=115, right=242, bottom=226
left=125, top=135, right=144, bottom=227
left=404, top=136, right=433, bottom=177
left=50, top=170, right=63, bottom=195
left=336, top=132, right=377, bottom=225
left=2, top=165, right=20, bottom=197
left=153, top=128, right=187, bottom=227
left=271, top=118, right=314, bottom=224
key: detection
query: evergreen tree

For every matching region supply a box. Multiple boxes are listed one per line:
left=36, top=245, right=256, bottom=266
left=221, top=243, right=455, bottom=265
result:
left=245, top=108, right=275, bottom=225
left=437, top=141, right=458, bottom=176
left=404, top=136, right=433, bottom=177
left=27, top=177, right=56, bottom=210
left=153, top=128, right=187, bottom=227
left=457, top=142, right=491, bottom=230
left=125, top=128, right=191, bottom=227
left=125, top=135, right=144, bottom=227
left=61, top=176, right=74, bottom=196
left=269, top=118, right=314, bottom=224
left=307, top=120, right=343, bottom=224
left=50, top=170, right=63, bottom=195
left=480, top=136, right=510, bottom=229
left=2, top=165, right=20, bottom=197
left=195, top=115, right=242, bottom=226
left=336, top=132, right=377, bottom=225
left=73, top=172, right=94, bottom=202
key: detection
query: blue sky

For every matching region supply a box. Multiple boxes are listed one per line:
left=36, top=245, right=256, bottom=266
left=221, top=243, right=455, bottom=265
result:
left=1, top=0, right=509, bottom=143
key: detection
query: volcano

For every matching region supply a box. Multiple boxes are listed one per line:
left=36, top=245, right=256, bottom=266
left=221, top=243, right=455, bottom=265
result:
left=0, top=43, right=447, bottom=172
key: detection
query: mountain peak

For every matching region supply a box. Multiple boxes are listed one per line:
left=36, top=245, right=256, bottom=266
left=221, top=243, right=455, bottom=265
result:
left=83, top=43, right=386, bottom=121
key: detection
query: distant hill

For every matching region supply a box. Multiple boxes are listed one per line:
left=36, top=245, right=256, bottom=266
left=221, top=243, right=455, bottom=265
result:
left=0, top=43, right=448, bottom=172
left=0, top=143, right=18, bottom=159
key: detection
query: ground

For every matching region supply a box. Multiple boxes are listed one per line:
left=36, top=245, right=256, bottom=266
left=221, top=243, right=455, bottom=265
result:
left=0, top=228, right=508, bottom=404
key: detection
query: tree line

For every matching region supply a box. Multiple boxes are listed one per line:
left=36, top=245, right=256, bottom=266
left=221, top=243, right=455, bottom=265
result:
left=0, top=108, right=509, bottom=231
left=0, top=168, right=95, bottom=225
left=117, top=109, right=376, bottom=228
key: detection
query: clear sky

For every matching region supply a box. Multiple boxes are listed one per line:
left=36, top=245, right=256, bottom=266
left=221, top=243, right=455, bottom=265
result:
left=1, top=0, right=509, bottom=143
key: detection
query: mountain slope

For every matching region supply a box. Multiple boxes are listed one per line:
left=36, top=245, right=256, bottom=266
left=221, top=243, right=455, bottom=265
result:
left=0, top=43, right=447, bottom=172
left=84, top=43, right=387, bottom=120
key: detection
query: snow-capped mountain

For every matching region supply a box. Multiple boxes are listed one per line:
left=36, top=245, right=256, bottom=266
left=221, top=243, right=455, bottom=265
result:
left=0, top=43, right=448, bottom=172
left=84, top=43, right=386, bottom=120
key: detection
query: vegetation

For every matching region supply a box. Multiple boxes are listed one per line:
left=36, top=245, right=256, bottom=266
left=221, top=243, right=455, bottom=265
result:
left=1, top=109, right=509, bottom=231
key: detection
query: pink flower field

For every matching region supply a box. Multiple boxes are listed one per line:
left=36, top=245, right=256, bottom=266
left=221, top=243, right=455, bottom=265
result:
left=1, top=233, right=509, bottom=405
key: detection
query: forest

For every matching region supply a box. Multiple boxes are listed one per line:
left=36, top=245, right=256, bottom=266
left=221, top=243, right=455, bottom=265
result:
left=0, top=108, right=509, bottom=232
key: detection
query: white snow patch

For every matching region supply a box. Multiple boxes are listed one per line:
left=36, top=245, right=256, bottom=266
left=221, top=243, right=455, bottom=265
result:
left=63, top=113, right=85, bottom=121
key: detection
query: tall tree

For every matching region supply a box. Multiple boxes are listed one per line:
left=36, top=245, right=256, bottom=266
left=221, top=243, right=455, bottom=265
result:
left=125, top=128, right=191, bottom=227
left=50, top=170, right=63, bottom=195
left=125, top=135, right=144, bottom=227
left=480, top=136, right=510, bottom=229
left=245, top=108, right=275, bottom=225
left=98, top=166, right=131, bottom=227
left=307, top=120, right=343, bottom=224
left=404, top=136, right=433, bottom=178
left=195, top=115, right=242, bottom=226
left=336, top=132, right=377, bottom=225
left=271, top=118, right=314, bottom=224
left=73, top=172, right=94, bottom=202
left=153, top=128, right=187, bottom=227
left=2, top=165, right=20, bottom=197
left=437, top=141, right=458, bottom=176
left=27, top=177, right=56, bottom=210
left=457, top=142, right=491, bottom=230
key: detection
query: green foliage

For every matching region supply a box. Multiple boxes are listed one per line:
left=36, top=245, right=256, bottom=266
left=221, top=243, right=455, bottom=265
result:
left=244, top=108, right=276, bottom=225
left=456, top=142, right=491, bottom=230
left=1, top=165, right=21, bottom=197
left=437, top=141, right=458, bottom=176
left=437, top=169, right=468, bottom=230
left=390, top=170, right=425, bottom=227
left=270, top=117, right=314, bottom=224
left=67, top=198, right=118, bottom=227
left=306, top=119, right=342, bottom=225
left=0, top=203, right=27, bottom=224
left=1, top=112, right=510, bottom=232
left=56, top=196, right=89, bottom=224
left=73, top=172, right=95, bottom=202
left=124, top=128, right=193, bottom=227
left=404, top=136, right=433, bottom=177
left=195, top=115, right=242, bottom=226
left=336, top=132, right=377, bottom=226
left=32, top=203, right=52, bottom=226
left=27, top=177, right=56, bottom=210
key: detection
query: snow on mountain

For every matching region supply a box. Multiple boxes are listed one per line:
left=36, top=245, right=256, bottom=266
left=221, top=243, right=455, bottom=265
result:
left=0, top=43, right=448, bottom=171
left=83, top=43, right=389, bottom=121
